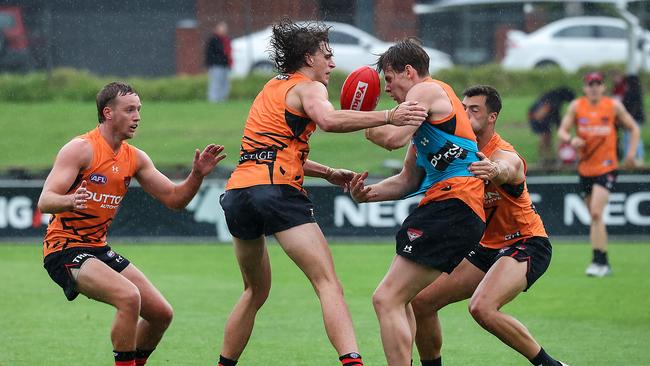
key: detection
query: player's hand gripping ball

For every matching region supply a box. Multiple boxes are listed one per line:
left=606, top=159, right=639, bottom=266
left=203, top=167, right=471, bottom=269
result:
left=340, top=66, right=381, bottom=111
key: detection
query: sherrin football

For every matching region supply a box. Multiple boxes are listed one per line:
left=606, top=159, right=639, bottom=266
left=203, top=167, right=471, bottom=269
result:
left=340, top=66, right=381, bottom=111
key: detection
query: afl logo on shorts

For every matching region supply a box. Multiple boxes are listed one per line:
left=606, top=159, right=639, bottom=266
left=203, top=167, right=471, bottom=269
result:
left=89, top=174, right=107, bottom=185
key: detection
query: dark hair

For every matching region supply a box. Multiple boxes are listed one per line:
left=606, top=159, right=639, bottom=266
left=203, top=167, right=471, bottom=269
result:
left=376, top=38, right=429, bottom=77
left=96, top=82, right=138, bottom=123
left=462, top=85, right=502, bottom=114
left=269, top=18, right=331, bottom=74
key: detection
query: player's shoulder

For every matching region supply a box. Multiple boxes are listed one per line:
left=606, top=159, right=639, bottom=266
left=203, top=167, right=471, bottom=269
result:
left=60, top=136, right=92, bottom=155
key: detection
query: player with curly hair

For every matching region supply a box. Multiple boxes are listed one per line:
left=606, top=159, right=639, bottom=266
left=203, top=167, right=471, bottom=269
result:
left=216, top=18, right=428, bottom=366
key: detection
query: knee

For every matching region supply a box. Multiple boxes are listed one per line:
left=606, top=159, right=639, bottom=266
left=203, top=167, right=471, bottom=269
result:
left=243, top=282, right=271, bottom=310
left=468, top=297, right=495, bottom=329
left=410, top=294, right=431, bottom=318
left=372, top=288, right=394, bottom=315
left=590, top=210, right=603, bottom=223
left=154, top=302, right=174, bottom=329
left=117, top=283, right=141, bottom=315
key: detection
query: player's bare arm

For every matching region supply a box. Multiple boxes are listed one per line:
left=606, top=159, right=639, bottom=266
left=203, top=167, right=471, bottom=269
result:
left=38, top=138, right=93, bottom=213
left=349, top=146, right=423, bottom=203
left=365, top=81, right=451, bottom=150
left=557, top=101, right=584, bottom=149
left=304, top=159, right=355, bottom=189
left=613, top=100, right=641, bottom=167
left=469, top=150, right=524, bottom=186
left=292, top=81, right=427, bottom=132
left=135, top=144, right=225, bottom=210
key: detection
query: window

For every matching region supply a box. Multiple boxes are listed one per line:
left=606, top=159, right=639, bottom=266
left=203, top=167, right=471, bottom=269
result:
left=329, top=31, right=359, bottom=45
left=597, top=25, right=627, bottom=39
left=554, top=26, right=594, bottom=38
left=0, top=13, right=16, bottom=29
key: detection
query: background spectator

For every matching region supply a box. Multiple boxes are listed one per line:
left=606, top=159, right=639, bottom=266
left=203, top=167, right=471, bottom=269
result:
left=612, top=70, right=645, bottom=166
left=528, top=87, right=575, bottom=168
left=205, top=21, right=232, bottom=103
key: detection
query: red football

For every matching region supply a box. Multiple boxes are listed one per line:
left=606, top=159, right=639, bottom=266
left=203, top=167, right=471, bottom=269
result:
left=340, top=66, right=381, bottom=111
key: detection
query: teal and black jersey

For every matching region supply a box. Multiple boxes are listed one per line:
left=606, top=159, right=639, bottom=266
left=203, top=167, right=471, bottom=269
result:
left=408, top=117, right=480, bottom=197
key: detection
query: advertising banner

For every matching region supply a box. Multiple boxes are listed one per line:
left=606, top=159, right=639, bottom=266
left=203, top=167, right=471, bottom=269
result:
left=2, top=175, right=649, bottom=242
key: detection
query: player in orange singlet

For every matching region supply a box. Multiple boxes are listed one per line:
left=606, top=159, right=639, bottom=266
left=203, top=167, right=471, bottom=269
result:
left=39, top=82, right=225, bottom=366
left=558, top=71, right=640, bottom=277
left=408, top=85, right=567, bottom=366
left=350, top=40, right=485, bottom=366
left=216, top=20, right=427, bottom=366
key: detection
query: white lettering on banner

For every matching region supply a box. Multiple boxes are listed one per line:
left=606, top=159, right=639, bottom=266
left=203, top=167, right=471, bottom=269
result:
left=0, top=196, right=32, bottom=229
left=626, top=192, right=650, bottom=225
left=563, top=192, right=650, bottom=226
left=185, top=183, right=231, bottom=242
left=334, top=195, right=421, bottom=227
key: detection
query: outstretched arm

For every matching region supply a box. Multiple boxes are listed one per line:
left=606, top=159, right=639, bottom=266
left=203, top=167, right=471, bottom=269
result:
left=349, top=146, right=423, bottom=202
left=296, top=81, right=428, bottom=132
left=38, top=138, right=93, bottom=214
left=136, top=144, right=226, bottom=210
left=304, top=159, right=355, bottom=190
left=469, top=150, right=524, bottom=186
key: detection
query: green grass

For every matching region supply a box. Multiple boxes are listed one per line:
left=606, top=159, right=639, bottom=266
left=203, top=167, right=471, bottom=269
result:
left=1, top=242, right=649, bottom=365
left=8, top=97, right=650, bottom=177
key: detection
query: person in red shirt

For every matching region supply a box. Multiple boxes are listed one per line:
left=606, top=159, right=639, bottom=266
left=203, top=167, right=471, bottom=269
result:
left=205, top=21, right=232, bottom=102
left=39, top=82, right=226, bottom=366
left=558, top=71, right=640, bottom=277
left=409, top=85, right=566, bottom=366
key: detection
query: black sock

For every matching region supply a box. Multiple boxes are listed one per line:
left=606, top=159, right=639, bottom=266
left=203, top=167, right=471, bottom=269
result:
left=593, top=249, right=610, bottom=264
left=422, top=357, right=442, bottom=366
left=135, top=349, right=154, bottom=366
left=114, top=350, right=136, bottom=365
left=339, top=352, right=363, bottom=366
left=218, top=355, right=237, bottom=366
left=592, top=249, right=601, bottom=263
left=529, top=348, right=560, bottom=366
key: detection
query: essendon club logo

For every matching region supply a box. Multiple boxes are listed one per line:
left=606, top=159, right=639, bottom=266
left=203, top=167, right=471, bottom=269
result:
left=89, top=174, right=107, bottom=185
left=407, top=228, right=423, bottom=242
left=124, top=176, right=131, bottom=188
left=350, top=81, right=368, bottom=111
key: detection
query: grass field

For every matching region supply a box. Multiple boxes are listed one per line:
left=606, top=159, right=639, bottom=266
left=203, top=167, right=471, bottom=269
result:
left=5, top=96, right=649, bottom=176
left=1, top=241, right=649, bottom=365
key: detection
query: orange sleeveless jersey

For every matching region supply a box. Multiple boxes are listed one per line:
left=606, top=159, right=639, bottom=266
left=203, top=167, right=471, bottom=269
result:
left=480, top=133, right=547, bottom=249
left=43, top=128, right=138, bottom=258
left=418, top=79, right=485, bottom=221
left=226, top=73, right=317, bottom=191
left=574, top=96, right=618, bottom=177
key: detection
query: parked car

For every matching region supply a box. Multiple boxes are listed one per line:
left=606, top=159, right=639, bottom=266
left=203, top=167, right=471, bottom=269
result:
left=0, top=6, right=32, bottom=72
left=231, top=21, right=453, bottom=77
left=502, top=16, right=650, bottom=72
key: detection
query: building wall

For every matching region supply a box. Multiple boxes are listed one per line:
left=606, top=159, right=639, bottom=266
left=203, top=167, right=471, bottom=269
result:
left=0, top=0, right=195, bottom=76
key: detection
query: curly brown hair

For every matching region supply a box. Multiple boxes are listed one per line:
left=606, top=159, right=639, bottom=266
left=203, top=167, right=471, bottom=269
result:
left=269, top=18, right=331, bottom=74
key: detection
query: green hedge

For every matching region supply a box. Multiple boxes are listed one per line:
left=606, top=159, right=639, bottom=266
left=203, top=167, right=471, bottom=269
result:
left=1, top=65, right=649, bottom=102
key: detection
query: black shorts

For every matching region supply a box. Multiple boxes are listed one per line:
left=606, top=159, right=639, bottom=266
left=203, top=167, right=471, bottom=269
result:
left=220, top=184, right=317, bottom=240
left=43, top=245, right=130, bottom=301
left=579, top=171, right=617, bottom=196
left=529, top=119, right=552, bottom=134
left=465, top=236, right=552, bottom=291
left=395, top=198, right=485, bottom=273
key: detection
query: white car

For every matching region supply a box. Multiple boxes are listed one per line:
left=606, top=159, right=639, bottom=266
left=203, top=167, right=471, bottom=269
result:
left=231, top=21, right=453, bottom=77
left=502, top=16, right=650, bottom=72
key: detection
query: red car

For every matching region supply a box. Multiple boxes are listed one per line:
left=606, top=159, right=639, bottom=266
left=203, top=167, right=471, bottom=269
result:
left=0, top=6, right=32, bottom=71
